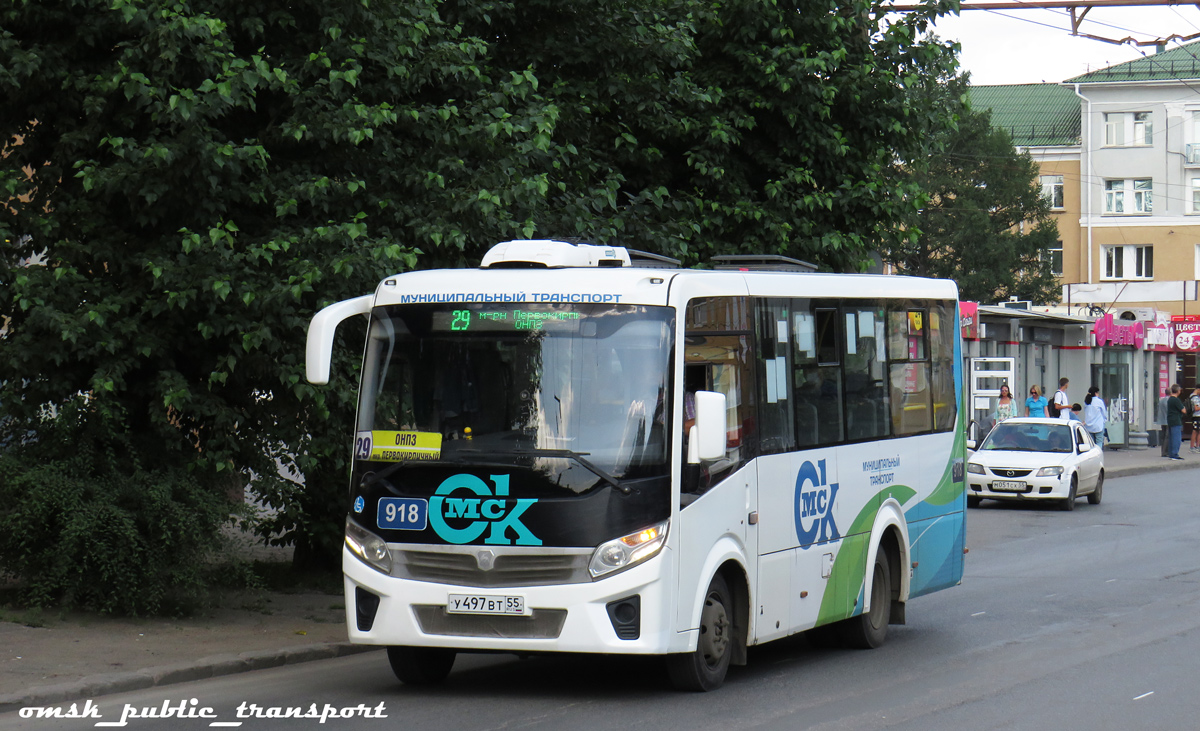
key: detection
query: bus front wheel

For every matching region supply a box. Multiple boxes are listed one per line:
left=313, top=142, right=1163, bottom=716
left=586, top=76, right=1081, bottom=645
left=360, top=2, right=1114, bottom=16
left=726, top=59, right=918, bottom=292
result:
left=667, top=573, right=733, bottom=691
left=386, top=646, right=456, bottom=685
left=839, top=547, right=891, bottom=649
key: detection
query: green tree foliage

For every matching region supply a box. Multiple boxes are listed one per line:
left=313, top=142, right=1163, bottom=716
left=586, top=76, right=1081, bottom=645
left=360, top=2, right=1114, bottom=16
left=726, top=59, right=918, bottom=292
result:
left=887, top=78, right=1061, bottom=304
left=445, top=0, right=961, bottom=271
left=0, top=400, right=233, bottom=614
left=1, top=0, right=960, bottom=572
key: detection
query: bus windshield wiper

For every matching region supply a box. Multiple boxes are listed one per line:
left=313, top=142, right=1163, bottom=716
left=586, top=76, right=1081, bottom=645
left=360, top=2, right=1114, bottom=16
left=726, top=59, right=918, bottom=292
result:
left=456, top=448, right=630, bottom=494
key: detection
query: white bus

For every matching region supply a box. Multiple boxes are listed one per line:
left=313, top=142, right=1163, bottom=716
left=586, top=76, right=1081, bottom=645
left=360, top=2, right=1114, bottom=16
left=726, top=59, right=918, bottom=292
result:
left=306, top=239, right=966, bottom=691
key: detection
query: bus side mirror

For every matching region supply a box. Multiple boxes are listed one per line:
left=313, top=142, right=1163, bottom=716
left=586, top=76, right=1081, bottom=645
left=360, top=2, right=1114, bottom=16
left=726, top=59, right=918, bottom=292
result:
left=306, top=294, right=374, bottom=384
left=688, top=390, right=727, bottom=464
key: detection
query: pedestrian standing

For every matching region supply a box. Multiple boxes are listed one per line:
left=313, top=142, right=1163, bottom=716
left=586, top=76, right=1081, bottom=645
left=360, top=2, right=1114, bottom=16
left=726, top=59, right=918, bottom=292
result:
left=1025, top=385, right=1049, bottom=418
left=1156, top=388, right=1170, bottom=457
left=995, top=384, right=1016, bottom=423
left=1191, top=384, right=1200, bottom=453
left=1083, top=386, right=1107, bottom=449
left=1166, top=384, right=1187, bottom=461
left=1053, top=377, right=1071, bottom=420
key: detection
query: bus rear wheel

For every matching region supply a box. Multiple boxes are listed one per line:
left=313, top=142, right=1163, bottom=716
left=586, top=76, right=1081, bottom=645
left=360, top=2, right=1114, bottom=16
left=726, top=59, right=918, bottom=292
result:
left=839, top=547, right=891, bottom=649
left=386, top=646, right=456, bottom=685
left=667, top=573, right=733, bottom=691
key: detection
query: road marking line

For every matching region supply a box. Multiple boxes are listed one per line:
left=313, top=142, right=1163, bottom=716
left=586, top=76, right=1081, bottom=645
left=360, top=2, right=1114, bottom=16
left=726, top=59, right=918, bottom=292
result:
left=1133, top=691, right=1154, bottom=701
left=971, top=612, right=986, bottom=617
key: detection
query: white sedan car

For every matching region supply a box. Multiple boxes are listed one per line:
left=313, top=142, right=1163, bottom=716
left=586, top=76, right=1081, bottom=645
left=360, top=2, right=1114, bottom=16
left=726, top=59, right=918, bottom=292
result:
left=967, top=417, right=1104, bottom=511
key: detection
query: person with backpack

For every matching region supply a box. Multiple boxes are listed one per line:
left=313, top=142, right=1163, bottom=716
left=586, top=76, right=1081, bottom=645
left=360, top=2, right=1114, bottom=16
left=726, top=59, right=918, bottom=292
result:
left=1053, top=377, right=1071, bottom=420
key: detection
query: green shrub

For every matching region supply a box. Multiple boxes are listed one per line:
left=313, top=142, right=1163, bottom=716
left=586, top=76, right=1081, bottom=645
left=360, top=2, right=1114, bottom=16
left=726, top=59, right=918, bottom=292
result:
left=0, top=401, right=235, bottom=615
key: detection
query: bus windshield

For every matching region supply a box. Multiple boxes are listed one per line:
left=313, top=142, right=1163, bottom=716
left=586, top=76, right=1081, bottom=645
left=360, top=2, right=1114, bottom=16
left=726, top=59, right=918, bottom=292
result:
left=355, top=302, right=675, bottom=492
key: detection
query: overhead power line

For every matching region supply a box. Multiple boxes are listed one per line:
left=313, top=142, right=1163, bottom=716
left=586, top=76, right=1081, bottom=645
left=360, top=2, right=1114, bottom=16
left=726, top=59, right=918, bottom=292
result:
left=886, top=0, right=1200, bottom=46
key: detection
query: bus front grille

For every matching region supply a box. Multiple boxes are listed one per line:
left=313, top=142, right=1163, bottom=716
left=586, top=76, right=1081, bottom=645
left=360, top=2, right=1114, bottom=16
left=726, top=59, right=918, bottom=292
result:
left=391, top=545, right=593, bottom=587
left=413, top=605, right=568, bottom=639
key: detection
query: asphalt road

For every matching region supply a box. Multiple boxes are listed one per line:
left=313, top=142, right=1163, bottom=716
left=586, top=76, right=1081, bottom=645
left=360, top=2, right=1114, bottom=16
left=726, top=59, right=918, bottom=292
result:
left=5, top=469, right=1200, bottom=731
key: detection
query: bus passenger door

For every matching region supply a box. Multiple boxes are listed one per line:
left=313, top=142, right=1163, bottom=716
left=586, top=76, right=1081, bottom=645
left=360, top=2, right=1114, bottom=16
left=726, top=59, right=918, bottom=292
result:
left=753, top=455, right=794, bottom=643
left=674, top=297, right=757, bottom=636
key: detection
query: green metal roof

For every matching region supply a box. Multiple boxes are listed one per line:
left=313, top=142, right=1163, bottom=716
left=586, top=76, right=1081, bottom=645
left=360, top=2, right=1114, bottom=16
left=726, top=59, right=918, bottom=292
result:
left=1067, top=40, right=1200, bottom=83
left=968, top=84, right=1081, bottom=146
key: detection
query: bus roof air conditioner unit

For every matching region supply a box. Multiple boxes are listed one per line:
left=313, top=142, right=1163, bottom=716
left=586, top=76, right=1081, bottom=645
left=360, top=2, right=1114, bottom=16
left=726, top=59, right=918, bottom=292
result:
left=481, top=240, right=633, bottom=269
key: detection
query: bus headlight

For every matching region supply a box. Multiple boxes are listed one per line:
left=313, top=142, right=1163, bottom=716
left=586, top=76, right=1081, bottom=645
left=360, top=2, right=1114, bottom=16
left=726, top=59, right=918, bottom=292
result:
left=967, top=462, right=985, bottom=474
left=589, top=520, right=669, bottom=579
left=1036, top=466, right=1065, bottom=477
left=345, top=518, right=392, bottom=574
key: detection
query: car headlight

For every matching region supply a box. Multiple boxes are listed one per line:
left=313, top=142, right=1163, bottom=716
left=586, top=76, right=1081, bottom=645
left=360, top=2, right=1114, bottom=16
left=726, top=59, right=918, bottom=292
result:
left=1036, top=466, right=1065, bottom=477
left=345, top=517, right=392, bottom=574
left=967, top=462, right=985, bottom=474
left=589, top=520, right=669, bottom=579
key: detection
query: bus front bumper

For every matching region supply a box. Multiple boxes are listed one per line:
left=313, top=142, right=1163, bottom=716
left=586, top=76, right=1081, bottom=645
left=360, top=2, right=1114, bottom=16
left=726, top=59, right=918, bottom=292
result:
left=341, top=546, right=681, bottom=655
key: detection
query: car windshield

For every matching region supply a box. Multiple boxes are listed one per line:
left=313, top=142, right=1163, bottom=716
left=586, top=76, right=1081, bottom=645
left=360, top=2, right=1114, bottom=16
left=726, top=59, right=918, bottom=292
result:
left=354, top=302, right=675, bottom=492
left=980, top=422, right=1074, bottom=453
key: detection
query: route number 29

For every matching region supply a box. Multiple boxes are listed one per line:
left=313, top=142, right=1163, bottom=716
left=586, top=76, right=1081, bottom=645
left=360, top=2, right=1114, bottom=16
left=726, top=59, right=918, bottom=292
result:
left=354, top=432, right=372, bottom=459
left=451, top=310, right=472, bottom=331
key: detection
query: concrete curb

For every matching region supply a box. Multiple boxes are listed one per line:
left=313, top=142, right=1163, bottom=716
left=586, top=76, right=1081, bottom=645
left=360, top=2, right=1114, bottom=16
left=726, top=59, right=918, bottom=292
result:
left=0, top=642, right=380, bottom=713
left=1107, top=459, right=1200, bottom=479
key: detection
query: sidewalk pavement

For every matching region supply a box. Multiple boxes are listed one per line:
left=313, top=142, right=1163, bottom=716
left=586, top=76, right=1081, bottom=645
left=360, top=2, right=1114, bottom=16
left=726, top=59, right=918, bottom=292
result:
left=1, top=445, right=1197, bottom=713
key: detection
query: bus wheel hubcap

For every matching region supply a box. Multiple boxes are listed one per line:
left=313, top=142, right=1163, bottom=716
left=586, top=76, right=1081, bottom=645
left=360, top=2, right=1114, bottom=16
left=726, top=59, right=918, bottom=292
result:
left=700, top=593, right=729, bottom=665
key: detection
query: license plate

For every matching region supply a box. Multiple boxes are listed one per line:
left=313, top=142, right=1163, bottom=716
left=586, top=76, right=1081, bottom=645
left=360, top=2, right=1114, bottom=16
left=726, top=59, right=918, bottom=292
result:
left=447, top=594, right=526, bottom=615
left=991, top=480, right=1026, bottom=492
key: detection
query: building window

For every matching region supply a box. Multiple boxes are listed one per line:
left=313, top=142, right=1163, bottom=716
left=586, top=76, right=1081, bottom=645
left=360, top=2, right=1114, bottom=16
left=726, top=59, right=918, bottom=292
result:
left=1104, top=178, right=1152, bottom=214
left=1040, top=175, right=1064, bottom=209
left=1104, top=111, right=1152, bottom=146
left=1102, top=244, right=1153, bottom=280
left=1046, top=240, right=1063, bottom=275
left=1192, top=179, right=1200, bottom=212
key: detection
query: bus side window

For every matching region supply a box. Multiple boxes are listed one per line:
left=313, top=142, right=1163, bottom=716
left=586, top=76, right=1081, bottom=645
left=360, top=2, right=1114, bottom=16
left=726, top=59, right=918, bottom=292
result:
left=793, top=303, right=843, bottom=445
left=929, top=301, right=958, bottom=431
left=888, top=304, right=933, bottom=435
left=682, top=297, right=755, bottom=498
left=844, top=304, right=889, bottom=440
left=756, top=298, right=794, bottom=454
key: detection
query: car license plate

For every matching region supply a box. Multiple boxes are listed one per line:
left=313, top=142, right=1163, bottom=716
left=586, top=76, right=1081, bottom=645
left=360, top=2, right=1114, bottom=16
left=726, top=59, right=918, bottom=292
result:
left=447, top=594, right=526, bottom=615
left=991, top=480, right=1026, bottom=492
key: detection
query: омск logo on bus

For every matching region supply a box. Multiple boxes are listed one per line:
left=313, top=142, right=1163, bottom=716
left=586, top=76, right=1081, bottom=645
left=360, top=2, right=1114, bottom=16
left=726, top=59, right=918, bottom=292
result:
left=795, top=459, right=840, bottom=547
left=428, top=474, right=542, bottom=546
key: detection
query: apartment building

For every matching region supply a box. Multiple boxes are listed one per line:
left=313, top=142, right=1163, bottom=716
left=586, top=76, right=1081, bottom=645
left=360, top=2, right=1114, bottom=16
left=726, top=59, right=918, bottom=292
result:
left=969, top=83, right=1083, bottom=287
left=974, top=46, right=1200, bottom=390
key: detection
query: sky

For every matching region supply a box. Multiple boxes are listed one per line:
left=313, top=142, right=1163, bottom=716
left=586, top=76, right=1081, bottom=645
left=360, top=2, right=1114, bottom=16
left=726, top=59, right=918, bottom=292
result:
left=925, top=4, right=1200, bottom=86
